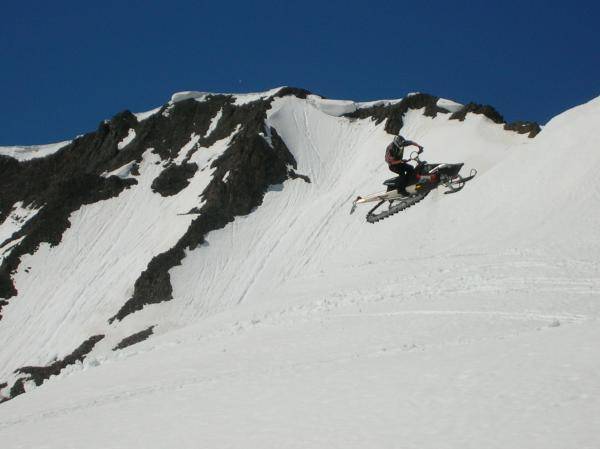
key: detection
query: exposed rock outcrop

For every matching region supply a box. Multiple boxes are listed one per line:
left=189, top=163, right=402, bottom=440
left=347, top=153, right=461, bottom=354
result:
left=348, top=95, right=540, bottom=138
left=151, top=163, right=199, bottom=196
left=113, top=326, right=155, bottom=351
left=1, top=335, right=105, bottom=401
left=0, top=89, right=305, bottom=319
left=109, top=104, right=298, bottom=322
left=450, top=102, right=541, bottom=137
left=346, top=93, right=450, bottom=134
left=449, top=102, right=505, bottom=123
left=504, top=121, right=541, bottom=137
left=15, top=335, right=105, bottom=387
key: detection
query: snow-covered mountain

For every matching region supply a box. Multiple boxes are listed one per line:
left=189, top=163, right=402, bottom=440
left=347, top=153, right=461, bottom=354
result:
left=0, top=87, right=598, bottom=448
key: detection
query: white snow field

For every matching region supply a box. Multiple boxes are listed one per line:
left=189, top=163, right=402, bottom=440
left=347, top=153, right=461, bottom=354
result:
left=0, top=92, right=599, bottom=449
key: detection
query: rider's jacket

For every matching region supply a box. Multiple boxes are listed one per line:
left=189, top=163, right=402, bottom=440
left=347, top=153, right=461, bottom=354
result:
left=385, top=139, right=417, bottom=165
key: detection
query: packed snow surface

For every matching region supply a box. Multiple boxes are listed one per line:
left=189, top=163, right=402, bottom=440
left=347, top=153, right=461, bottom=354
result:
left=0, top=140, right=71, bottom=161
left=0, top=92, right=599, bottom=449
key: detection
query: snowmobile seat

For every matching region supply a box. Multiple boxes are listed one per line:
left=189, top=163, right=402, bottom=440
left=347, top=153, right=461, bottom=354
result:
left=383, top=177, right=401, bottom=187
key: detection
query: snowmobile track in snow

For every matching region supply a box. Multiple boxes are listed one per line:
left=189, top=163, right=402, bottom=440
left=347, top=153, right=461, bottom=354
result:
left=366, top=191, right=429, bottom=223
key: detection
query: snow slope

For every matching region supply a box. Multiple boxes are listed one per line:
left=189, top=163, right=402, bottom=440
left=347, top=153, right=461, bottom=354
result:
left=0, top=91, right=598, bottom=449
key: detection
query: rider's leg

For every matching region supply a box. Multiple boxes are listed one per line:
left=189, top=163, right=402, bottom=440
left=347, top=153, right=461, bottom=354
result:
left=388, top=164, right=407, bottom=195
left=396, top=164, right=414, bottom=195
left=404, top=164, right=416, bottom=185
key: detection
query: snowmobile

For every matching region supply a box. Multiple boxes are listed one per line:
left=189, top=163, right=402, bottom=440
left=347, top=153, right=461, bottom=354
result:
left=350, top=151, right=477, bottom=223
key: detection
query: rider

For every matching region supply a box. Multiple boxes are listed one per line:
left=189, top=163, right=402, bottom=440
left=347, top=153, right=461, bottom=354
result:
left=385, top=135, right=424, bottom=195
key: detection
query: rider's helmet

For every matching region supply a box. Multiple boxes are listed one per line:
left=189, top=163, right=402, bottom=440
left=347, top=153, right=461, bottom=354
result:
left=392, top=135, right=406, bottom=150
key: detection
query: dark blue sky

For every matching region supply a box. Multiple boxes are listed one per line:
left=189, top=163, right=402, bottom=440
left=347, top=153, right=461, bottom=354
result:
left=1, top=0, right=598, bottom=145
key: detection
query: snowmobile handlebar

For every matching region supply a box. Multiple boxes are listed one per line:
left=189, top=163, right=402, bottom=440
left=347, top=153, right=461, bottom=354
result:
left=408, top=150, right=423, bottom=162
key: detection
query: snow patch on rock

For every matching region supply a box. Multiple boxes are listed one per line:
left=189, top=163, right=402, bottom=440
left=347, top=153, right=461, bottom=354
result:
left=204, top=109, right=223, bottom=138
left=306, top=95, right=406, bottom=117
left=174, top=134, right=201, bottom=165
left=356, top=98, right=404, bottom=108
left=102, top=161, right=138, bottom=180
left=188, top=125, right=241, bottom=167
left=117, top=129, right=136, bottom=150
left=171, top=91, right=210, bottom=104
left=0, top=202, right=40, bottom=245
left=170, top=87, right=286, bottom=106
left=232, top=87, right=285, bottom=105
left=133, top=106, right=162, bottom=122
left=0, top=141, right=71, bottom=162
left=437, top=98, right=463, bottom=112
left=0, top=237, right=25, bottom=264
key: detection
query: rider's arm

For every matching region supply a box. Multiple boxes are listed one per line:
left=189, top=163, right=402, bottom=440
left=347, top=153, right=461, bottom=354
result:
left=405, top=141, right=424, bottom=152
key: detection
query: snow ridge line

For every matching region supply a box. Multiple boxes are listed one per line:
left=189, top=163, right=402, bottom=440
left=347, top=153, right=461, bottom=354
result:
left=344, top=93, right=540, bottom=137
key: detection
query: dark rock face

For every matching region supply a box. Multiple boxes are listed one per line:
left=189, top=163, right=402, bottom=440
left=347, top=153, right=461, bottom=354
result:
left=346, top=93, right=450, bottom=135
left=151, top=162, right=198, bottom=196
left=504, top=121, right=541, bottom=137
left=274, top=87, right=312, bottom=99
left=0, top=88, right=305, bottom=320
left=9, top=378, right=25, bottom=399
left=0, top=108, right=147, bottom=310
left=450, top=102, right=541, bottom=137
left=15, top=335, right=105, bottom=387
left=347, top=94, right=540, bottom=140
left=113, top=326, right=155, bottom=351
left=0, top=161, right=136, bottom=308
left=1, top=335, right=105, bottom=401
left=449, top=102, right=505, bottom=124
left=288, top=170, right=311, bottom=183
left=0, top=88, right=309, bottom=401
left=109, top=115, right=297, bottom=322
